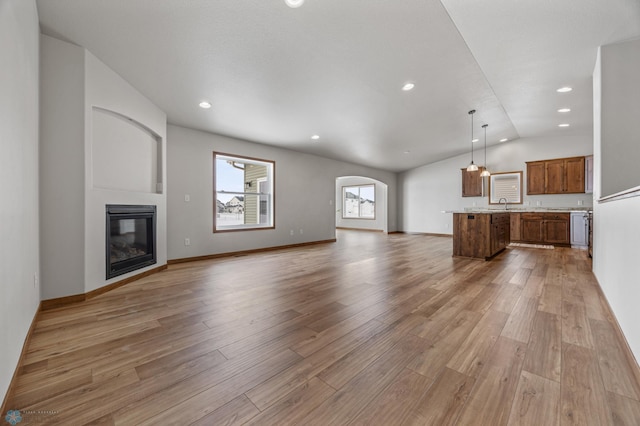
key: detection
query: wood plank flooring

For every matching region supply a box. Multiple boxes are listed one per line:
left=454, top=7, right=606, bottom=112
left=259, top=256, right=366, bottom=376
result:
left=6, top=230, right=640, bottom=425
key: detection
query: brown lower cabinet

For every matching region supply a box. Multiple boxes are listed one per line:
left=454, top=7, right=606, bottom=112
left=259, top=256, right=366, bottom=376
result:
left=510, top=212, right=521, bottom=241
left=453, top=212, right=510, bottom=260
left=521, top=213, right=544, bottom=242
left=518, top=212, right=570, bottom=246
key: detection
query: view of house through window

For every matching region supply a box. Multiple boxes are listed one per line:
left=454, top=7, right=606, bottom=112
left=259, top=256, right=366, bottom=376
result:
left=342, top=184, right=375, bottom=219
left=214, top=153, right=274, bottom=231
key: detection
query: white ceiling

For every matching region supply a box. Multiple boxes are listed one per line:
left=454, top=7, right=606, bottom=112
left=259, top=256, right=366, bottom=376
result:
left=36, top=0, right=640, bottom=172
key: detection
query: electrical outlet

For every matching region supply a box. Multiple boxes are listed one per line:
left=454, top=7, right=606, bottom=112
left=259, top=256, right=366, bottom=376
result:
left=299, top=229, right=303, bottom=235
left=33, top=272, right=38, bottom=288
left=184, top=194, right=190, bottom=202
left=290, top=229, right=294, bottom=236
left=578, top=200, right=584, bottom=206
left=184, top=238, right=190, bottom=246
left=536, top=201, right=542, bottom=206
left=444, top=223, right=449, bottom=229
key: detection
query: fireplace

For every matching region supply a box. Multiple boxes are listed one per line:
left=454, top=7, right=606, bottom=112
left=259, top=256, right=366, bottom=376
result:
left=106, top=204, right=156, bottom=279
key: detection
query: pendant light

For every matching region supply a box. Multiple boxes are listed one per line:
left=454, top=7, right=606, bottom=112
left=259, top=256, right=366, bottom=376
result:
left=480, top=124, right=491, bottom=177
left=466, top=110, right=478, bottom=171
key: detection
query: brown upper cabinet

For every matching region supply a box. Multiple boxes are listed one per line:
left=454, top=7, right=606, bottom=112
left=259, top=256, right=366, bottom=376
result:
left=527, top=162, right=546, bottom=194
left=526, top=156, right=585, bottom=195
left=461, top=167, right=485, bottom=197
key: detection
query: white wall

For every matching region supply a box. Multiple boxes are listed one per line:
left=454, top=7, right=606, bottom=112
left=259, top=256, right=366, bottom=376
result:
left=167, top=125, right=397, bottom=260
left=91, top=108, right=161, bottom=194
left=39, top=35, right=86, bottom=299
left=336, top=176, right=388, bottom=232
left=0, top=0, right=41, bottom=406
left=599, top=38, right=640, bottom=197
left=84, top=50, right=167, bottom=293
left=40, top=35, right=167, bottom=298
left=593, top=41, right=640, bottom=362
left=398, top=134, right=593, bottom=234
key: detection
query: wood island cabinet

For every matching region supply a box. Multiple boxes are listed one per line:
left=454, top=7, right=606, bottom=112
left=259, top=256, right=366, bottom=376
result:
left=526, top=156, right=585, bottom=195
left=519, top=212, right=570, bottom=246
left=490, top=213, right=510, bottom=256
left=453, top=212, right=510, bottom=260
left=461, top=167, right=485, bottom=197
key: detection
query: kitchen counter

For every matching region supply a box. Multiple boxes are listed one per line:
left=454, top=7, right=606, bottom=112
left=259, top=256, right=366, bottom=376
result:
left=451, top=208, right=585, bottom=255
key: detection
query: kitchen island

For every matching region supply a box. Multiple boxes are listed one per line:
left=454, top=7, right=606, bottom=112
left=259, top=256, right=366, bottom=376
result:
left=453, top=212, right=510, bottom=260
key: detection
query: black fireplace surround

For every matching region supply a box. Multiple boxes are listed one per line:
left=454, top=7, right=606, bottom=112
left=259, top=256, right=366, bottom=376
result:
left=106, top=204, right=156, bottom=279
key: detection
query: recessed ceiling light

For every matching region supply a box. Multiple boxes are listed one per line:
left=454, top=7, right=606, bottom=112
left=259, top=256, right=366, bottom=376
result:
left=285, top=0, right=304, bottom=8
left=472, top=138, right=479, bottom=143
left=500, top=138, right=508, bottom=142
left=558, top=123, right=570, bottom=127
left=557, top=87, right=572, bottom=93
left=311, top=135, right=320, bottom=140
left=402, top=82, right=415, bottom=91
left=558, top=108, right=571, bottom=113
left=403, top=150, right=411, bottom=154
left=199, top=101, right=211, bottom=109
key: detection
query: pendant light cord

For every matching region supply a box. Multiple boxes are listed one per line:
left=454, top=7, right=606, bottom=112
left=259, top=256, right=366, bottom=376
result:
left=483, top=124, right=487, bottom=166
left=469, top=110, right=475, bottom=164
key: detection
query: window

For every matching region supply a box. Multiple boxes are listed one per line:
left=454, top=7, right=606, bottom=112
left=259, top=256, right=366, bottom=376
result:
left=214, top=152, right=275, bottom=231
left=342, top=184, right=375, bottom=219
left=488, top=171, right=523, bottom=204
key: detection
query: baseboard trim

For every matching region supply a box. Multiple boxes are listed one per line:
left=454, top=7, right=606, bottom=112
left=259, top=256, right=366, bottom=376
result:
left=394, top=231, right=453, bottom=238
left=41, top=265, right=168, bottom=311
left=1, top=301, right=41, bottom=417
left=168, top=239, right=337, bottom=265
left=336, top=227, right=383, bottom=232
left=592, top=275, right=640, bottom=389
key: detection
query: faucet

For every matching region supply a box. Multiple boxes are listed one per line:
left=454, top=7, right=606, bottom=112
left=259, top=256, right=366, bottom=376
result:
left=499, top=198, right=508, bottom=210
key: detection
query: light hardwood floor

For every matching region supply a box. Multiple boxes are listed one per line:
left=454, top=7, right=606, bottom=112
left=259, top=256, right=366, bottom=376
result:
left=6, top=230, right=640, bottom=425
